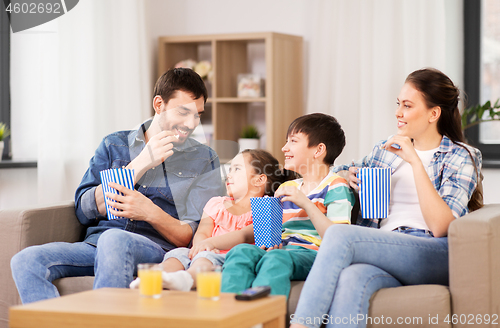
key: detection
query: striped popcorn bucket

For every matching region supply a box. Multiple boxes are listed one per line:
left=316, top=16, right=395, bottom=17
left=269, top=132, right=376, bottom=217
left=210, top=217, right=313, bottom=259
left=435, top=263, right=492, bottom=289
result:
left=250, top=197, right=283, bottom=248
left=100, top=168, right=135, bottom=220
left=358, top=168, right=391, bottom=219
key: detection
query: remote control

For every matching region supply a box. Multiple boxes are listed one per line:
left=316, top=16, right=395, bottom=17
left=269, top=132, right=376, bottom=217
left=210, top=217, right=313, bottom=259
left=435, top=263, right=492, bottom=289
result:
left=235, top=286, right=271, bottom=301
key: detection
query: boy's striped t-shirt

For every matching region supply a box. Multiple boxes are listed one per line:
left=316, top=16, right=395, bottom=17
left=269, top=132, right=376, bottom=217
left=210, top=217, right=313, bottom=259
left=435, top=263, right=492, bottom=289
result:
left=279, top=171, right=354, bottom=250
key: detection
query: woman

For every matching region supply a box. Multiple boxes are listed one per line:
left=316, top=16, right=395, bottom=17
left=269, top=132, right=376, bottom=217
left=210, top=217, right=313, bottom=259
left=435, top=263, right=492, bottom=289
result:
left=290, top=68, right=482, bottom=328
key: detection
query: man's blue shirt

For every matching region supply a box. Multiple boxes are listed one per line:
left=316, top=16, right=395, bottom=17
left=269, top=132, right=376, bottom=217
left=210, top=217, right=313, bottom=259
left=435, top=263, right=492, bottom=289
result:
left=75, top=120, right=223, bottom=250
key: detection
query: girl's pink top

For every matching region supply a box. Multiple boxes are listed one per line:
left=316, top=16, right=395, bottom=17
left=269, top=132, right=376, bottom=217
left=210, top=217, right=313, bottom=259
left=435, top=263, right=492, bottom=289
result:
left=203, top=196, right=253, bottom=254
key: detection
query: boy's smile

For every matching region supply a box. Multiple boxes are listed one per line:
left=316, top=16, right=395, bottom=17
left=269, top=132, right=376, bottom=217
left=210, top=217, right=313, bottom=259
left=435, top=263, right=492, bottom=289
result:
left=281, top=132, right=316, bottom=175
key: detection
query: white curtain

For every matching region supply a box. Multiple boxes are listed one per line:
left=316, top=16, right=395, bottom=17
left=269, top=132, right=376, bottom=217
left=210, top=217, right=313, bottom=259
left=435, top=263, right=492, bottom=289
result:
left=11, top=0, right=152, bottom=204
left=307, top=0, right=463, bottom=166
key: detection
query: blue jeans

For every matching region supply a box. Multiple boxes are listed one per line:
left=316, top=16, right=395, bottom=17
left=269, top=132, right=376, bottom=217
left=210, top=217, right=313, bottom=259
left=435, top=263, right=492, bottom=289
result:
left=10, top=229, right=166, bottom=304
left=221, top=244, right=317, bottom=298
left=290, top=224, right=449, bottom=328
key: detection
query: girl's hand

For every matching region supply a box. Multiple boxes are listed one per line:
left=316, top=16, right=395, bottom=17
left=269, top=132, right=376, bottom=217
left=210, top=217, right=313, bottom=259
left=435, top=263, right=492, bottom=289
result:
left=189, top=241, right=216, bottom=259
left=348, top=166, right=360, bottom=191
left=105, top=182, right=155, bottom=221
left=381, top=135, right=420, bottom=166
left=274, top=186, right=311, bottom=209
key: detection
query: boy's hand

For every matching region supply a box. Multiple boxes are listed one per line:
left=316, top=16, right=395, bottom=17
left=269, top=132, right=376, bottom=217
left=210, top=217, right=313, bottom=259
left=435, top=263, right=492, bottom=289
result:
left=274, top=185, right=311, bottom=209
left=259, top=244, right=282, bottom=252
left=189, top=240, right=216, bottom=259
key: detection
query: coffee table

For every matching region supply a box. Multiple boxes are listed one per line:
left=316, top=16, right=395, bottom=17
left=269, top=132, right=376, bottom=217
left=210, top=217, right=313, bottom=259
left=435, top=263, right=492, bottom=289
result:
left=9, top=288, right=286, bottom=328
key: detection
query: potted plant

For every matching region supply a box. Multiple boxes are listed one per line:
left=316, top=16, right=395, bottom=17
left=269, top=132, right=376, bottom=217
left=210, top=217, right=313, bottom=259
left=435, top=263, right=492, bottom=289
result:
left=462, top=99, right=500, bottom=130
left=0, top=122, right=10, bottom=161
left=238, top=125, right=260, bottom=151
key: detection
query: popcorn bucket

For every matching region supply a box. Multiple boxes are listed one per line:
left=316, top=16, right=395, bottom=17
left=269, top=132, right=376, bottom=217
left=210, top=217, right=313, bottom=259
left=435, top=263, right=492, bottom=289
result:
left=100, top=168, right=135, bottom=220
left=358, top=168, right=391, bottom=219
left=250, top=197, right=283, bottom=248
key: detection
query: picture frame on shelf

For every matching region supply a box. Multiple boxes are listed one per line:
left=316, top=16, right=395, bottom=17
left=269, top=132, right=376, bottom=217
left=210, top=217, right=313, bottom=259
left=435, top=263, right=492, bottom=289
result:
left=237, top=74, right=264, bottom=98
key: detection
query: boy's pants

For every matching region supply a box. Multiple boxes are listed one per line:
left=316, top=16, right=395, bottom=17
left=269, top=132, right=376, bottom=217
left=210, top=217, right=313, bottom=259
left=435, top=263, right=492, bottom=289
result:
left=221, top=243, right=317, bottom=298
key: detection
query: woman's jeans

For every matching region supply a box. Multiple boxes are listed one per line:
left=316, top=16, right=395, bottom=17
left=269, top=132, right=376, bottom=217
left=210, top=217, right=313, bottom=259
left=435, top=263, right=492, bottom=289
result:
left=290, top=224, right=449, bottom=328
left=10, top=229, right=166, bottom=304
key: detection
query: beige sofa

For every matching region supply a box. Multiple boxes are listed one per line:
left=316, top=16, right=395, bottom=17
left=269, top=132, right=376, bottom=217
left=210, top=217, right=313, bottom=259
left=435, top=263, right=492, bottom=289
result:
left=2, top=202, right=500, bottom=328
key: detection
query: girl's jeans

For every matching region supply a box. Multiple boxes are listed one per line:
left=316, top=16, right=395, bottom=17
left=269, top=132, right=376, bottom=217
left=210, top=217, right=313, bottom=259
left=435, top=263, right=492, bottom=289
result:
left=10, top=229, right=166, bottom=304
left=290, top=224, right=449, bottom=328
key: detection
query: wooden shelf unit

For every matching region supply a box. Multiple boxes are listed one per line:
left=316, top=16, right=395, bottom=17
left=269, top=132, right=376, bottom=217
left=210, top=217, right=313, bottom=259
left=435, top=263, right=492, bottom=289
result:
left=157, top=32, right=303, bottom=162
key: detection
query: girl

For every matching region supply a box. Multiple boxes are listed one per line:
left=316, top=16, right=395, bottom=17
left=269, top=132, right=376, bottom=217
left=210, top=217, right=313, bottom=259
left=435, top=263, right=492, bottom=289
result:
left=290, top=68, right=482, bottom=328
left=131, top=149, right=291, bottom=291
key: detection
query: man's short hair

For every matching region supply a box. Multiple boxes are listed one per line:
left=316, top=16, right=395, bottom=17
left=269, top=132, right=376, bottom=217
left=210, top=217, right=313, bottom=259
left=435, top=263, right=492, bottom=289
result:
left=153, top=68, right=208, bottom=104
left=286, top=113, right=346, bottom=165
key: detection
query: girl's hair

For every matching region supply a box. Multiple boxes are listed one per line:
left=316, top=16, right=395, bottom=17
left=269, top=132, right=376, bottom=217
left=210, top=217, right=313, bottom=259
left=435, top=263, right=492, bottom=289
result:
left=241, top=149, right=298, bottom=196
left=405, top=68, right=483, bottom=211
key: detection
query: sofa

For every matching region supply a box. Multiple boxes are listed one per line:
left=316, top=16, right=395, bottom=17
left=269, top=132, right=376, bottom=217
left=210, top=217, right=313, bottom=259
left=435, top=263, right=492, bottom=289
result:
left=2, top=201, right=500, bottom=328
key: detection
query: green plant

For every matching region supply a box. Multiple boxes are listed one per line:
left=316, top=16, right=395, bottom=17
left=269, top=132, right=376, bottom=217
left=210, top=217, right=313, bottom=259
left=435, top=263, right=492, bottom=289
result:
left=462, top=99, right=500, bottom=130
left=0, top=122, right=10, bottom=141
left=239, top=125, right=260, bottom=139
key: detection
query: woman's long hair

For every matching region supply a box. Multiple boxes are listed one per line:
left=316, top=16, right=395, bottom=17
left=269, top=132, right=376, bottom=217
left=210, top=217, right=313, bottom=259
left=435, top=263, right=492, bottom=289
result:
left=405, top=68, right=483, bottom=211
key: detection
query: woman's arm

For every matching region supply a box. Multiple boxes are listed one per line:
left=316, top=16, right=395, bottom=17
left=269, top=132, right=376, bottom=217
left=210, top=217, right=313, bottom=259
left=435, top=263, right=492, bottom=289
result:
left=383, top=136, right=455, bottom=237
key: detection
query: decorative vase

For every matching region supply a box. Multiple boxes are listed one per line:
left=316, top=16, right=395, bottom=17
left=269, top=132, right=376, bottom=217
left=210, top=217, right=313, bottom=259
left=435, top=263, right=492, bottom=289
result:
left=0, top=140, right=4, bottom=161
left=238, top=138, right=260, bottom=151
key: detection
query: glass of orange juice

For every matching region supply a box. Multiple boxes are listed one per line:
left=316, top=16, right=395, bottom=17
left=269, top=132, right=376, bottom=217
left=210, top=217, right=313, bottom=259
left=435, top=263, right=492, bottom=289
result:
left=196, top=266, right=222, bottom=300
left=138, top=263, right=162, bottom=299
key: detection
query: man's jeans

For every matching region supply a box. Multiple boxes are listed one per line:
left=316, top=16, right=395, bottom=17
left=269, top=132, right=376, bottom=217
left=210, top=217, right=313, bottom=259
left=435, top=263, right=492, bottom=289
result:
left=290, top=224, right=449, bottom=328
left=10, top=229, right=166, bottom=304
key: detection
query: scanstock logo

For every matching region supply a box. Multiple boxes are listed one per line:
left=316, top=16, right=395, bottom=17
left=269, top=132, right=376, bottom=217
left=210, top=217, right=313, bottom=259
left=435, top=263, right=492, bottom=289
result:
left=3, top=0, right=79, bottom=33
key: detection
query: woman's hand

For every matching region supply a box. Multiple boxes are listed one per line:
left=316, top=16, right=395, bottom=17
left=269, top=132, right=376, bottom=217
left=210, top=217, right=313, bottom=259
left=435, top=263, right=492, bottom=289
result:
left=382, top=135, right=421, bottom=166
left=348, top=166, right=360, bottom=191
left=105, top=182, right=156, bottom=221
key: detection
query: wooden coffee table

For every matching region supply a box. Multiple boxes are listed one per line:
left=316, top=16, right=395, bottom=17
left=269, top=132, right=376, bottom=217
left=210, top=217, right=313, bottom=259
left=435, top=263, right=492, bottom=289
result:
left=9, top=288, right=286, bottom=328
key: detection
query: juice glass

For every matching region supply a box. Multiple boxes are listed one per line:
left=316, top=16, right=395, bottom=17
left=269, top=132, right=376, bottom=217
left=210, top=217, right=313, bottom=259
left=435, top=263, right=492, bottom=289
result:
left=196, top=266, right=222, bottom=300
left=138, top=263, right=162, bottom=299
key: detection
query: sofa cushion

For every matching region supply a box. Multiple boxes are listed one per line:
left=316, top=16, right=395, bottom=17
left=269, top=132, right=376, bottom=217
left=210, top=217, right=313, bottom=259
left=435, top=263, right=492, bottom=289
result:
left=288, top=283, right=450, bottom=328
left=53, top=277, right=94, bottom=296
left=368, top=285, right=451, bottom=328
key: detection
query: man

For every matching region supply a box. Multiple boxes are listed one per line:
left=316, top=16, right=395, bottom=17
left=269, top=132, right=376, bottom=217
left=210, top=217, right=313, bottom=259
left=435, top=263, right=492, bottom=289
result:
left=11, top=68, right=223, bottom=304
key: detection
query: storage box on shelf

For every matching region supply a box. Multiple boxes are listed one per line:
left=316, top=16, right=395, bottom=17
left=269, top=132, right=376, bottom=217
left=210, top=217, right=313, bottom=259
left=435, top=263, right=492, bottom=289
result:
left=157, top=32, right=304, bottom=162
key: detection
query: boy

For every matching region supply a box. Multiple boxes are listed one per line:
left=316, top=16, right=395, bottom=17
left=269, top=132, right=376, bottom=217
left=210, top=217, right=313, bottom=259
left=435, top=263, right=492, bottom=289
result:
left=221, top=113, right=354, bottom=297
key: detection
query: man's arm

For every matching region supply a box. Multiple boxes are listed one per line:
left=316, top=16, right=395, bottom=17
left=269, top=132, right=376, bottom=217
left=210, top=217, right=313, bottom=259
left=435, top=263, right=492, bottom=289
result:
left=75, top=138, right=112, bottom=226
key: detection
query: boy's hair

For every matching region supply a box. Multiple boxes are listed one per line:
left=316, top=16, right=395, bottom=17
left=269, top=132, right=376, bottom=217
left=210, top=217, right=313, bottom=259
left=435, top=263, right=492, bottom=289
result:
left=242, top=149, right=298, bottom=196
left=153, top=68, right=208, bottom=104
left=286, top=113, right=345, bottom=165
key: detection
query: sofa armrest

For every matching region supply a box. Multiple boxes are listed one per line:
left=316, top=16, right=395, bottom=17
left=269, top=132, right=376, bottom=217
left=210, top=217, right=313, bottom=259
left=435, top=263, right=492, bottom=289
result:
left=0, top=201, right=85, bottom=327
left=1, top=201, right=84, bottom=248
left=448, top=204, right=500, bottom=327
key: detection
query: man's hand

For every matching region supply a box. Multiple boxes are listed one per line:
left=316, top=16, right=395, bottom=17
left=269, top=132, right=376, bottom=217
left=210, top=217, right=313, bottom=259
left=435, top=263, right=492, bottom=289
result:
left=105, top=182, right=156, bottom=222
left=131, top=131, right=178, bottom=175
left=95, top=184, right=107, bottom=216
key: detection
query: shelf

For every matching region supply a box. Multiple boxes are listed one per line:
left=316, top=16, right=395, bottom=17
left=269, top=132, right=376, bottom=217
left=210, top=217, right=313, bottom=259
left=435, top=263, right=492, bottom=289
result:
left=0, top=159, right=37, bottom=169
left=158, top=32, right=303, bottom=162
left=214, top=97, right=266, bottom=103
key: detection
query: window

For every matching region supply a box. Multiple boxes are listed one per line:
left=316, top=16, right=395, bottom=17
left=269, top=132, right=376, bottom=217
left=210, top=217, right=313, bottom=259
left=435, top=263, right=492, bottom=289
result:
left=0, top=6, right=10, bottom=160
left=464, top=0, right=500, bottom=167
